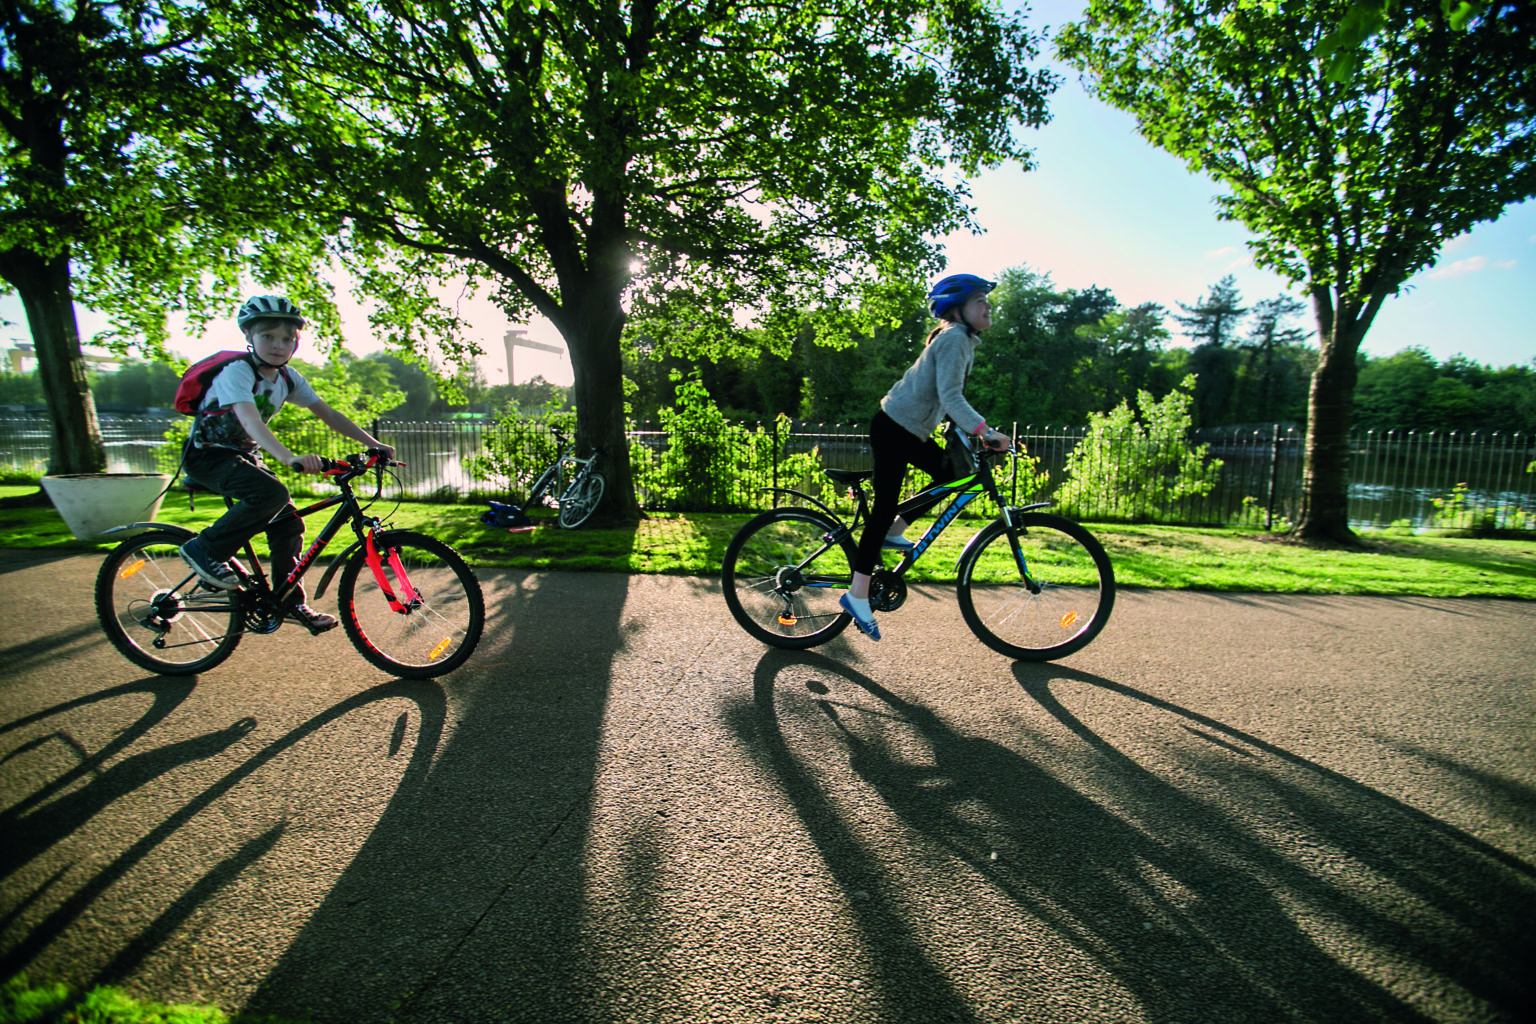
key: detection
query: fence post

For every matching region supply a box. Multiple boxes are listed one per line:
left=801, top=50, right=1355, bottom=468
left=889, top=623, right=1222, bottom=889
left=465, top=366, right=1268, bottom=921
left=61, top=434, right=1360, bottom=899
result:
left=773, top=416, right=780, bottom=509
left=1266, top=424, right=1282, bottom=531
left=1010, top=421, right=1018, bottom=506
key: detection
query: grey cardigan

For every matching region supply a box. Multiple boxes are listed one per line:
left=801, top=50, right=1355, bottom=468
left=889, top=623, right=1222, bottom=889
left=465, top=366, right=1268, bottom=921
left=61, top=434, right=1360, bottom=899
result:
left=879, top=324, right=987, bottom=440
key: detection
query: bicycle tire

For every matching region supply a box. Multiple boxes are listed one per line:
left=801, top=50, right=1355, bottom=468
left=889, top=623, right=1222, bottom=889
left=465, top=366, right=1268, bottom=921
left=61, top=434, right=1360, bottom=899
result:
left=956, top=513, right=1115, bottom=661
left=557, top=470, right=607, bottom=529
left=337, top=530, right=485, bottom=678
left=721, top=507, right=856, bottom=649
left=95, top=530, right=244, bottom=675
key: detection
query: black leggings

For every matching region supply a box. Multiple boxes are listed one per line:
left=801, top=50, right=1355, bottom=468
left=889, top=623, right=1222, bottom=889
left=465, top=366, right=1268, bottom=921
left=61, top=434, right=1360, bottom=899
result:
left=854, top=411, right=948, bottom=575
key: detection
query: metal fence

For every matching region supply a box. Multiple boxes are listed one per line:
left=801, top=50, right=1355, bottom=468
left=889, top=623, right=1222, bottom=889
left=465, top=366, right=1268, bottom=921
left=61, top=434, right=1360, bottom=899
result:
left=2, top=414, right=1531, bottom=532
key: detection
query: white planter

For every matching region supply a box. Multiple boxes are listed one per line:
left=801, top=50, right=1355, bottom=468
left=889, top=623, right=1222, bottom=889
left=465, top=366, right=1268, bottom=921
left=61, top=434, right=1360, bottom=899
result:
left=41, top=473, right=172, bottom=541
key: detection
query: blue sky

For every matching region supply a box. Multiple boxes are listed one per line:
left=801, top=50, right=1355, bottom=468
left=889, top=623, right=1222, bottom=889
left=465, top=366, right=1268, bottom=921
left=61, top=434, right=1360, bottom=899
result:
left=3, top=0, right=1531, bottom=386
left=939, top=0, right=1535, bottom=372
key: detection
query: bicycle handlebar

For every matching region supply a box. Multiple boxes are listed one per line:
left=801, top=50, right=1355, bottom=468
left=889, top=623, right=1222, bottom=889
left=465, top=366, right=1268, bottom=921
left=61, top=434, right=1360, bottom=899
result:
left=289, top=449, right=402, bottom=477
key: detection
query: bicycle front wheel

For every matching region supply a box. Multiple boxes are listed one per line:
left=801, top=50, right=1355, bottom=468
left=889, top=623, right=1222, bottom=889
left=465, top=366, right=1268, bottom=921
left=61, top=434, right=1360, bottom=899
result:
left=337, top=531, right=485, bottom=678
left=721, top=507, right=856, bottom=649
left=95, top=530, right=244, bottom=675
left=557, top=470, right=606, bottom=528
left=956, top=513, right=1115, bottom=661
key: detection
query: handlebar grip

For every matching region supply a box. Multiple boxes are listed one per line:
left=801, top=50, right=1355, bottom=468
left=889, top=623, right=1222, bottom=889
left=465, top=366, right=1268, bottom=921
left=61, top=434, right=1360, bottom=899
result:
left=290, top=460, right=306, bottom=472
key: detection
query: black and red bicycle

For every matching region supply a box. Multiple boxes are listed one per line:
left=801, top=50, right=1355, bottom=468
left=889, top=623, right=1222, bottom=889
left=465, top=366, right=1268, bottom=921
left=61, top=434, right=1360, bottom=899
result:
left=95, top=450, right=485, bottom=679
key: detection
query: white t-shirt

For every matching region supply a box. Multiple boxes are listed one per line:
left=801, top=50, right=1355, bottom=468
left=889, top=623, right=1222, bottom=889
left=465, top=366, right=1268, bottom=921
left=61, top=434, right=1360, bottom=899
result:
left=193, top=358, right=320, bottom=452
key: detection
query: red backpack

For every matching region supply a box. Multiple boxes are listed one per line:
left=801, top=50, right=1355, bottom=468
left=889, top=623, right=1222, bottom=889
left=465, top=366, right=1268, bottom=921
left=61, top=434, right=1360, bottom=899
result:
left=174, top=352, right=293, bottom=415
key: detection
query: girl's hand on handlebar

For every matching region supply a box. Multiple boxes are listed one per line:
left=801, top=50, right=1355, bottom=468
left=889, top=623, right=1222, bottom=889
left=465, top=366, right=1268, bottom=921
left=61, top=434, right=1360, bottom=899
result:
left=983, top=432, right=1012, bottom=452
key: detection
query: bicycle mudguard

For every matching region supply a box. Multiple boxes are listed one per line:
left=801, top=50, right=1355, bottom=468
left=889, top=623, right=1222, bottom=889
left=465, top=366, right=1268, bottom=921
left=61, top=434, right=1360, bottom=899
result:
left=953, top=504, right=1057, bottom=570
left=100, top=521, right=195, bottom=540
left=311, top=539, right=363, bottom=601
left=753, top=487, right=846, bottom=524
left=311, top=533, right=414, bottom=610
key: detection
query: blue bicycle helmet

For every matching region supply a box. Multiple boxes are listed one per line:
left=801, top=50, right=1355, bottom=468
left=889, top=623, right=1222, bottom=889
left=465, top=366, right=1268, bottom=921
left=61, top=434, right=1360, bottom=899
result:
left=927, top=274, right=996, bottom=321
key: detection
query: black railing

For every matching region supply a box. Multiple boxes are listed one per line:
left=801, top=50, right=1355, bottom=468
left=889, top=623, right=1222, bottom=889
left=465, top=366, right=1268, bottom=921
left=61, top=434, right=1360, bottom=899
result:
left=2, top=415, right=1531, bottom=531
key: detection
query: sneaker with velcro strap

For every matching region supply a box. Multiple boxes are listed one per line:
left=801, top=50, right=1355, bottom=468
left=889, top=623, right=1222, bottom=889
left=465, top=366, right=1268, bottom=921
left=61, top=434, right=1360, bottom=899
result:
left=179, top=538, right=239, bottom=590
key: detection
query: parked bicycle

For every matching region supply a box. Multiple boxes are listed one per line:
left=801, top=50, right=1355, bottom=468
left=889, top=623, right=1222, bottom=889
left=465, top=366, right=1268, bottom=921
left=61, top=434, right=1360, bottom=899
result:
left=96, top=450, right=485, bottom=679
left=521, top=428, right=608, bottom=529
left=721, top=433, right=1115, bottom=661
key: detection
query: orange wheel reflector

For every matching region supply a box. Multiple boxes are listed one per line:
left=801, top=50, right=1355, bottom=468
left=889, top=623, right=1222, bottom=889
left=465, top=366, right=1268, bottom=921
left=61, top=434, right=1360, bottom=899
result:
left=428, top=637, right=453, bottom=660
left=119, top=559, right=147, bottom=580
left=1060, top=611, right=1079, bottom=629
left=778, top=613, right=797, bottom=626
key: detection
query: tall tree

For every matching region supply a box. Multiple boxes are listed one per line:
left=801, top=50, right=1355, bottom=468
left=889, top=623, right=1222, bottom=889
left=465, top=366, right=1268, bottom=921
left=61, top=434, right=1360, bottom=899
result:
left=235, top=0, right=1056, bottom=518
left=1239, top=295, right=1313, bottom=425
left=1060, top=0, right=1536, bottom=543
left=0, top=0, right=331, bottom=474
left=1173, top=275, right=1246, bottom=349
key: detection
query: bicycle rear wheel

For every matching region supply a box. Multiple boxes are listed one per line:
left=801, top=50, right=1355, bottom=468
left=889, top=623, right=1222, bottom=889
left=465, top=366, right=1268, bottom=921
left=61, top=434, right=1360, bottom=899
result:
left=721, top=507, right=856, bottom=649
left=95, top=530, right=244, bottom=675
left=956, top=513, right=1115, bottom=661
left=337, top=530, right=485, bottom=678
left=557, top=470, right=606, bottom=528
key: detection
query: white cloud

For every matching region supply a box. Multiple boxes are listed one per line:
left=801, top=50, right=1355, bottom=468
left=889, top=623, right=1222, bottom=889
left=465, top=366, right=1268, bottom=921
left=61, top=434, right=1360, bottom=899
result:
left=1427, top=256, right=1488, bottom=279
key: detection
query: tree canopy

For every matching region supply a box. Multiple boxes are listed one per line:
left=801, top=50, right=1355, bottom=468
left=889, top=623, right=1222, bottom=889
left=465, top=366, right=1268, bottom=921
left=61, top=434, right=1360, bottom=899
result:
left=1059, top=0, right=1536, bottom=542
left=0, top=0, right=345, bottom=472
left=227, top=0, right=1058, bottom=517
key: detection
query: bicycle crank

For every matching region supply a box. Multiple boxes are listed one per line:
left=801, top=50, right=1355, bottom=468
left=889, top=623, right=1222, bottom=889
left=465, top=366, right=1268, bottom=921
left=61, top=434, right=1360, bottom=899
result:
left=870, top=570, right=907, bottom=613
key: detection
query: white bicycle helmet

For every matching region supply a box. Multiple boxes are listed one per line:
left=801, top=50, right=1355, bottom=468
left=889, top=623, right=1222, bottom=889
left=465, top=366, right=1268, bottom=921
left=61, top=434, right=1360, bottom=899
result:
left=237, top=295, right=306, bottom=331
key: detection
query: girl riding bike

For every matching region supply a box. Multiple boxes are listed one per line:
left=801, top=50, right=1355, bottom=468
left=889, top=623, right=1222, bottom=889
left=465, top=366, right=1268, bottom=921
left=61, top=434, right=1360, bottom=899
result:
left=841, top=273, right=1012, bottom=640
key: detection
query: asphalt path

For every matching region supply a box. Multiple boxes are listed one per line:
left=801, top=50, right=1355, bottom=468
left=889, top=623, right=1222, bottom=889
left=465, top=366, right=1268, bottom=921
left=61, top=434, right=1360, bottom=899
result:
left=1, top=547, right=1533, bottom=1024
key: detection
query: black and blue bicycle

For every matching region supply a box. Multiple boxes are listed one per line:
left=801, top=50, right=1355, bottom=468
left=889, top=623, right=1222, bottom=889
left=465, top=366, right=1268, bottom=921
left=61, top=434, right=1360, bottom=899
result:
left=721, top=433, right=1115, bottom=661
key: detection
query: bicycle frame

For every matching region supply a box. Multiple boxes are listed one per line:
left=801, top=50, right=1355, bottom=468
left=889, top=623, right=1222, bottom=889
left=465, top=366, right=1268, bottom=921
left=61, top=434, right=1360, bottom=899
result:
left=758, top=440, right=1045, bottom=580
left=111, top=453, right=402, bottom=619
left=526, top=433, right=600, bottom=506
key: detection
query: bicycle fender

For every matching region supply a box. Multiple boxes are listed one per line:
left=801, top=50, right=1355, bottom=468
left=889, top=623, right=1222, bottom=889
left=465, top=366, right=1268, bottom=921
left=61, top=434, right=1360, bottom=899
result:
left=101, top=521, right=194, bottom=540
left=312, top=539, right=364, bottom=601
left=754, top=487, right=845, bottom=523
left=954, top=519, right=1006, bottom=573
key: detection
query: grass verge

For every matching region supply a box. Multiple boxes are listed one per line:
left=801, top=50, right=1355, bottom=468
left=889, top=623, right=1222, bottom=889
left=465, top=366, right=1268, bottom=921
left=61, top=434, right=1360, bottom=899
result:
left=1, top=973, right=305, bottom=1023
left=1, top=486, right=1532, bottom=598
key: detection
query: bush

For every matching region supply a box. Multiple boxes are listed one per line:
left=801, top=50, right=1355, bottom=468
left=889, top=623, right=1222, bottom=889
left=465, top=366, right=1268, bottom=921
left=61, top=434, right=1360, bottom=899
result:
left=630, top=370, right=819, bottom=511
left=1054, top=376, right=1222, bottom=521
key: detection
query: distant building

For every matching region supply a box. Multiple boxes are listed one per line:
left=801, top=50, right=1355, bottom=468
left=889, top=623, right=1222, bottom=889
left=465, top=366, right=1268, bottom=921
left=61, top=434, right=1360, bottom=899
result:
left=4, top=342, right=123, bottom=375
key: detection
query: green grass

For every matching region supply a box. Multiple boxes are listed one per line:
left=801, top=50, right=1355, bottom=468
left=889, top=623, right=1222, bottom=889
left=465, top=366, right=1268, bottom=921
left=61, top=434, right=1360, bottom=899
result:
left=2, top=485, right=1533, bottom=598
left=1, top=973, right=305, bottom=1023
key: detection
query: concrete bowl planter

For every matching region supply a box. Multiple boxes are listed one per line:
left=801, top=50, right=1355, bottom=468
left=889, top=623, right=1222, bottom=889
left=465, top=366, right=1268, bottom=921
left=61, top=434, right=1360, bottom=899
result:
left=40, top=472, right=172, bottom=541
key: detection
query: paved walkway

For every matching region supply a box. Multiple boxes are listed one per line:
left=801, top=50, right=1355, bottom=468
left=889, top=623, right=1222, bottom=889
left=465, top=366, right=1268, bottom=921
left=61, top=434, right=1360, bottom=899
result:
left=1, top=548, right=1533, bottom=1023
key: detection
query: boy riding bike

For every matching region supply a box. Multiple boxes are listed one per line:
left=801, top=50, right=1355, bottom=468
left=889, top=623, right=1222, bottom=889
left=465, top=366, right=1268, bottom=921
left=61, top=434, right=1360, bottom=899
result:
left=178, top=295, right=394, bottom=635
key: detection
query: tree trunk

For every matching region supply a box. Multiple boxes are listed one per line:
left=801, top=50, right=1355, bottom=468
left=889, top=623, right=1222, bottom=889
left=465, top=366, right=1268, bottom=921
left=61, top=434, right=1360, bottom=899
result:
left=0, top=245, right=106, bottom=475
left=1294, top=310, right=1367, bottom=545
left=562, top=281, right=640, bottom=522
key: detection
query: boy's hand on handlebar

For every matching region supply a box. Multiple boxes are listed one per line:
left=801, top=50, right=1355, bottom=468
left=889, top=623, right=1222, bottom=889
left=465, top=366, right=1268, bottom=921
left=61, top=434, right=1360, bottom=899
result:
left=289, top=454, right=327, bottom=473
left=982, top=431, right=1012, bottom=452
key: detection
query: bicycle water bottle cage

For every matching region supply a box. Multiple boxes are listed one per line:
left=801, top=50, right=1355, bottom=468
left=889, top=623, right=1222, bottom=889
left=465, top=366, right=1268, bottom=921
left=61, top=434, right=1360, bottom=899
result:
left=482, top=501, right=535, bottom=533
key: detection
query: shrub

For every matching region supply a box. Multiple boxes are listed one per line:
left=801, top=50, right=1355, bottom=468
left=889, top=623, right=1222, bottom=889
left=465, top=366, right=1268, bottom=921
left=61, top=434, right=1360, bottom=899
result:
left=1054, top=376, right=1222, bottom=521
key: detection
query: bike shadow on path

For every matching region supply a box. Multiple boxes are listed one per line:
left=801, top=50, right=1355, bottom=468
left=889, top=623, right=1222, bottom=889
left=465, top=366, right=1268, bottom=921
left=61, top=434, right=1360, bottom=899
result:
left=1, top=560, right=640, bottom=1024
left=240, top=567, right=640, bottom=1022
left=0, top=677, right=447, bottom=993
left=1009, top=662, right=1535, bottom=1022
left=731, top=648, right=1536, bottom=1024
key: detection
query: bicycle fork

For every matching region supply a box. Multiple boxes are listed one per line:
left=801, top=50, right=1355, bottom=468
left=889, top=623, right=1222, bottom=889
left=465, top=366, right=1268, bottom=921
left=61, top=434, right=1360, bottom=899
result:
left=365, top=532, right=422, bottom=613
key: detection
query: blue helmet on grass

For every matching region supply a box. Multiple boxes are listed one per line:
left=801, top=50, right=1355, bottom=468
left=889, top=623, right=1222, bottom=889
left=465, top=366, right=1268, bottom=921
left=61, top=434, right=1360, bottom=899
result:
left=927, top=274, right=996, bottom=321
